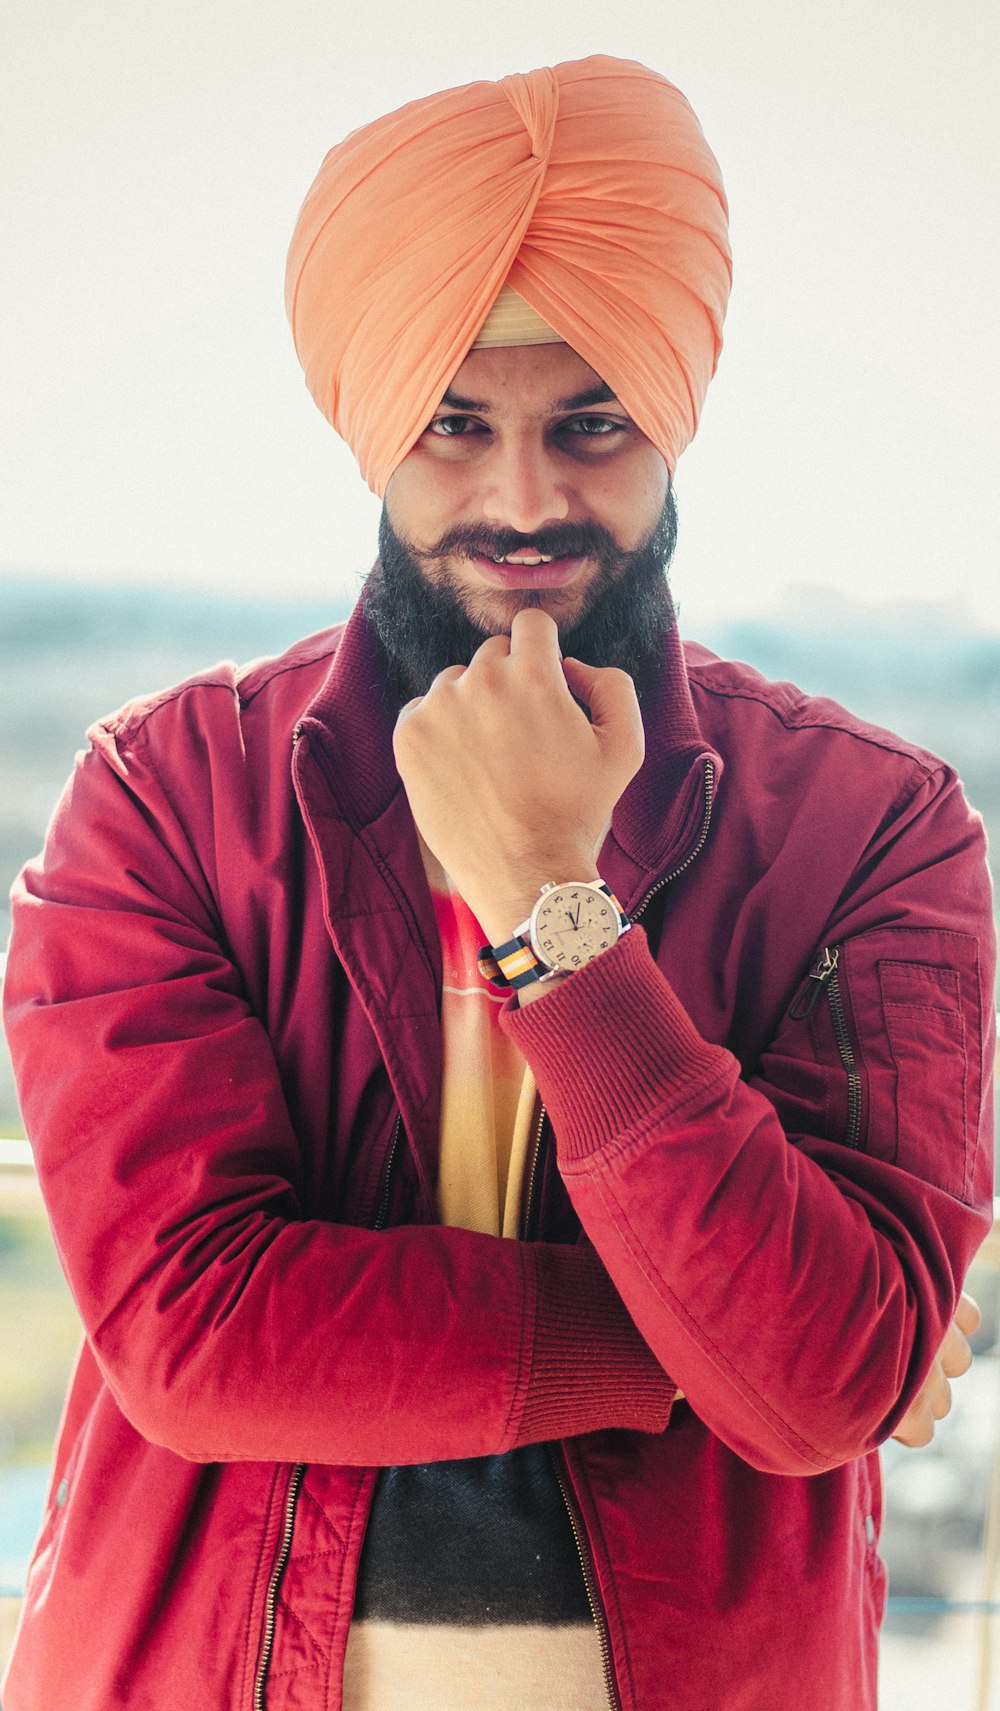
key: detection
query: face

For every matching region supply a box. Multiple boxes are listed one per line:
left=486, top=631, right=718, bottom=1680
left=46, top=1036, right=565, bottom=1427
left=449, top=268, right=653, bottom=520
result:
left=365, top=342, right=678, bottom=700
left=383, top=343, right=671, bottom=636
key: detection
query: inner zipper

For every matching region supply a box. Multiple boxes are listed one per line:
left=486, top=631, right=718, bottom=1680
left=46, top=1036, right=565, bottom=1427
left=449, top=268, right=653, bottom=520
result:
left=550, top=1449, right=621, bottom=1711
left=789, top=946, right=863, bottom=1148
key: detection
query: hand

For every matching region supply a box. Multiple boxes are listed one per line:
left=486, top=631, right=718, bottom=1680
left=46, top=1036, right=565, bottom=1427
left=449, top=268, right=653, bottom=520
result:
left=393, top=609, right=644, bottom=944
left=891, top=1292, right=982, bottom=1447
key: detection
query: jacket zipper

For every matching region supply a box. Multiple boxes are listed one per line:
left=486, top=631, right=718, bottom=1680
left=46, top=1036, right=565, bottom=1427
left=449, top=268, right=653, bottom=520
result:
left=631, top=758, right=716, bottom=923
left=253, top=1114, right=401, bottom=1708
left=789, top=946, right=863, bottom=1149
left=551, top=1450, right=621, bottom=1711
left=253, top=1463, right=305, bottom=1711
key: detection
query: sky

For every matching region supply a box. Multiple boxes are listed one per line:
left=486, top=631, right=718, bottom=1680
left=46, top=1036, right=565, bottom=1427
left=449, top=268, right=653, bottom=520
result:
left=2, top=0, right=998, bottom=634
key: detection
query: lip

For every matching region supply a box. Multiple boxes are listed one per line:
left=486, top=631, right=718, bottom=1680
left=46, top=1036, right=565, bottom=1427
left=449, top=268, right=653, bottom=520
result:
left=469, top=553, right=586, bottom=589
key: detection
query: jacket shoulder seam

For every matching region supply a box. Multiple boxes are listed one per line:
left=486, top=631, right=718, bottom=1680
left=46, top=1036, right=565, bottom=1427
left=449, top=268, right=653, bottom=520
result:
left=92, top=631, right=344, bottom=746
left=96, top=675, right=238, bottom=746
left=685, top=665, right=946, bottom=775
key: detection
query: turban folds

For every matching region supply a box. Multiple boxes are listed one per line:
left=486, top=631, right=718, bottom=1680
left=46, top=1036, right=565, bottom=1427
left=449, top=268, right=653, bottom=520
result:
left=286, top=56, right=731, bottom=496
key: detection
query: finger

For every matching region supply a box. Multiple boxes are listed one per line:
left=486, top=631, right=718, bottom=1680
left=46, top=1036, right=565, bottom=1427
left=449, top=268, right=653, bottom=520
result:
left=931, top=1375, right=953, bottom=1421
left=468, top=634, right=511, bottom=665
left=956, top=1291, right=982, bottom=1336
left=892, top=1401, right=934, bottom=1448
left=938, top=1320, right=974, bottom=1379
left=508, top=607, right=562, bottom=661
left=892, top=1360, right=952, bottom=1445
left=923, top=1357, right=954, bottom=1419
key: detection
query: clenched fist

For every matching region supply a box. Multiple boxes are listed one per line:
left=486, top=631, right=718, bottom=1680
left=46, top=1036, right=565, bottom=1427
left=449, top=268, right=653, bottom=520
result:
left=393, top=608, right=644, bottom=946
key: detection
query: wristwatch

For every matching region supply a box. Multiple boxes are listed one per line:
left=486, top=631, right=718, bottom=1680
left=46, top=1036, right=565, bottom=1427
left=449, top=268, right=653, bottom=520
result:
left=477, top=880, right=631, bottom=991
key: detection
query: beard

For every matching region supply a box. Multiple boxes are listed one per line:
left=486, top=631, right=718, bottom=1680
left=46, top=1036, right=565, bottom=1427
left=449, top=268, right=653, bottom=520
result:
left=363, top=488, right=678, bottom=704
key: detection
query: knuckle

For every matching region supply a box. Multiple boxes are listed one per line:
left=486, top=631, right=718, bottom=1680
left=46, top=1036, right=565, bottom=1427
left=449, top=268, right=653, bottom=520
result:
left=520, top=658, right=552, bottom=691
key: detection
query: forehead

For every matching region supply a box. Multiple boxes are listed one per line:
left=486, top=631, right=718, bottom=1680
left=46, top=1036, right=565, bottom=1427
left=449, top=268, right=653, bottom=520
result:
left=441, top=342, right=616, bottom=414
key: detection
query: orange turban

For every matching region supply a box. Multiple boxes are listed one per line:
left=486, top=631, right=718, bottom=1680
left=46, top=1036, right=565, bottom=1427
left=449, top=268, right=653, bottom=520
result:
left=286, top=55, right=731, bottom=496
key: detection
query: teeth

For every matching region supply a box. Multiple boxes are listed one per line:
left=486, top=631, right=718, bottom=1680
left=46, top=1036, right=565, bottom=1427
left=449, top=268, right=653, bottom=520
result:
left=491, top=553, right=554, bottom=565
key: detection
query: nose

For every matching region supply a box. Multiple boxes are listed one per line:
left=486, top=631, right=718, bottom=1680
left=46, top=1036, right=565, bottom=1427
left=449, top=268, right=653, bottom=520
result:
left=480, top=436, right=570, bottom=533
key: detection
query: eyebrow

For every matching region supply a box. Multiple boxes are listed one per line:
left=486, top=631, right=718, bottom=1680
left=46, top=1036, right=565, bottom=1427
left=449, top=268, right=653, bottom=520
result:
left=437, top=380, right=620, bottom=413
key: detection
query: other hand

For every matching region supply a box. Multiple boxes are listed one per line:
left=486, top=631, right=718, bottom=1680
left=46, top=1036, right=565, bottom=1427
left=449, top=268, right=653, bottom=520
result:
left=891, top=1292, right=982, bottom=1448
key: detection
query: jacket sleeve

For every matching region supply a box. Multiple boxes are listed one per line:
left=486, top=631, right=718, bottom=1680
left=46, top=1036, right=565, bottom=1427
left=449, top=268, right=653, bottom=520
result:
left=505, top=761, right=995, bottom=1476
left=3, top=717, right=673, bottom=1466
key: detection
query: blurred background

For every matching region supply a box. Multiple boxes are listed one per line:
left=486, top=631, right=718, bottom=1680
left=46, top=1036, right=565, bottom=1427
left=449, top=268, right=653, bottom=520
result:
left=2, top=0, right=998, bottom=1701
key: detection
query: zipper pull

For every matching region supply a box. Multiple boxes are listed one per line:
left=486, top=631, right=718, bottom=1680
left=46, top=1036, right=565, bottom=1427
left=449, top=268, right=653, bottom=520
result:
left=789, top=945, right=840, bottom=1020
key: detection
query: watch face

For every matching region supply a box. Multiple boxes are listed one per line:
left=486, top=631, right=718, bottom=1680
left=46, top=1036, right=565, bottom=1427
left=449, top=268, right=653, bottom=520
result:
left=531, top=884, right=621, bottom=972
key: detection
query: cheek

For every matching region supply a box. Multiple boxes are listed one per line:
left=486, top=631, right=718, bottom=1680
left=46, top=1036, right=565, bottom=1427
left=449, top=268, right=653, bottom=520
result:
left=637, top=450, right=671, bottom=509
left=624, top=457, right=670, bottom=541
left=589, top=460, right=668, bottom=546
left=385, top=459, right=465, bottom=547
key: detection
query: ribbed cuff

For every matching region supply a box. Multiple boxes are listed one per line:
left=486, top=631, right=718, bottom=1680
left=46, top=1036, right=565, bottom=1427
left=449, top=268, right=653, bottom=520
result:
left=502, top=926, right=731, bottom=1163
left=511, top=1244, right=675, bottom=1445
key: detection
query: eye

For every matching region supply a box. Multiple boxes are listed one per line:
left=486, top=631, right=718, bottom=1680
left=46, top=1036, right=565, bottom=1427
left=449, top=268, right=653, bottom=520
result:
left=426, top=414, right=487, bottom=438
left=561, top=414, right=629, bottom=439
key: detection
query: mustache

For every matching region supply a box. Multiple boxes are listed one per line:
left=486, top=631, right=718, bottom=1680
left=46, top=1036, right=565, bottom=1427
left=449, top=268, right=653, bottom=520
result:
left=410, top=520, right=621, bottom=564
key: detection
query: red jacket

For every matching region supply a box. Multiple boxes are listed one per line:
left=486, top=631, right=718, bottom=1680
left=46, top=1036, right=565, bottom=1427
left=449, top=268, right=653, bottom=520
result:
left=3, top=603, right=994, bottom=1710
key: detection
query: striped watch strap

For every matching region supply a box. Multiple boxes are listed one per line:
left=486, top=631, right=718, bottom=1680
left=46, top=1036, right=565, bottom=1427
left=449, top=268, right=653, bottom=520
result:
left=477, top=882, right=629, bottom=992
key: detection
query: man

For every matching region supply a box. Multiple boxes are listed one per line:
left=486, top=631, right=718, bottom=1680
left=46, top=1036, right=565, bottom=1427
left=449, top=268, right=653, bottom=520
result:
left=3, top=55, right=993, bottom=1711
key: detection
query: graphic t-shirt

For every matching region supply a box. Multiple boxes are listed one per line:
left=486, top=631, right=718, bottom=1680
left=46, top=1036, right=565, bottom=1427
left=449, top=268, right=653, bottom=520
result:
left=341, top=853, right=607, bottom=1710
